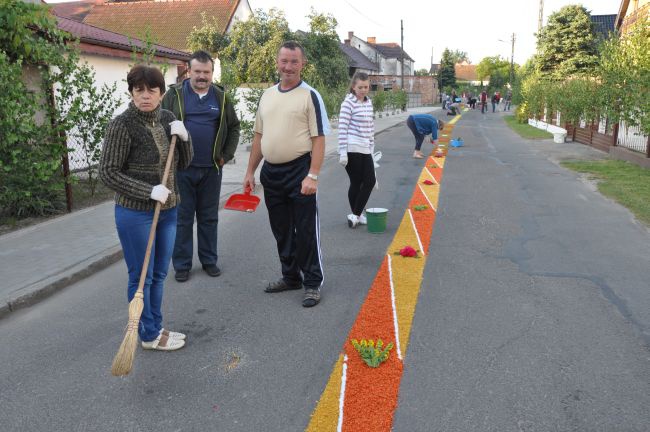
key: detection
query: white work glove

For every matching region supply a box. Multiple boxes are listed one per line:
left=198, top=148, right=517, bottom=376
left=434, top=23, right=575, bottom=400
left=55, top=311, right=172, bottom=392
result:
left=150, top=184, right=171, bottom=204
left=372, top=151, right=382, bottom=169
left=170, top=120, right=189, bottom=142
left=339, top=153, right=348, bottom=167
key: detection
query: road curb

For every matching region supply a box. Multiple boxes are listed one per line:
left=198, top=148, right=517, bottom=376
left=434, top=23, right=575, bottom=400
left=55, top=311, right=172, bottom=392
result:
left=0, top=246, right=123, bottom=320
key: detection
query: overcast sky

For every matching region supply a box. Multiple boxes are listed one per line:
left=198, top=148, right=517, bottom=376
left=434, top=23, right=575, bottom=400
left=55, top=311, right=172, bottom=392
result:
left=248, top=0, right=617, bottom=69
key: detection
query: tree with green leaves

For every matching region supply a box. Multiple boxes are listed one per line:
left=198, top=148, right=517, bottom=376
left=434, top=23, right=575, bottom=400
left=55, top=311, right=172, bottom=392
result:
left=438, top=48, right=456, bottom=90
left=598, top=21, right=650, bottom=136
left=216, top=8, right=292, bottom=85
left=1, top=0, right=120, bottom=217
left=186, top=12, right=231, bottom=57
left=476, top=55, right=511, bottom=90
left=296, top=8, right=348, bottom=90
left=449, top=49, right=469, bottom=65
left=535, top=5, right=598, bottom=79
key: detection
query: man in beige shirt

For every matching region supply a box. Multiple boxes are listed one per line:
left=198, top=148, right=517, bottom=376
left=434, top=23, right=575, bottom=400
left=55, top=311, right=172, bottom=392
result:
left=243, top=41, right=330, bottom=307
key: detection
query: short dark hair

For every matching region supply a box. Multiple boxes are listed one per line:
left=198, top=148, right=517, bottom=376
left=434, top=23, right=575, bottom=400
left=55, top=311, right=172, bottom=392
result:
left=437, top=119, right=445, bottom=130
left=277, top=40, right=305, bottom=57
left=127, top=65, right=165, bottom=94
left=189, top=50, right=214, bottom=69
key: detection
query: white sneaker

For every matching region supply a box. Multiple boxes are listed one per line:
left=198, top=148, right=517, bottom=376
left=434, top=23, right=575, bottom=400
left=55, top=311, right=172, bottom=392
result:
left=347, top=214, right=359, bottom=228
left=358, top=214, right=367, bottom=225
left=142, top=333, right=185, bottom=351
left=161, top=328, right=186, bottom=340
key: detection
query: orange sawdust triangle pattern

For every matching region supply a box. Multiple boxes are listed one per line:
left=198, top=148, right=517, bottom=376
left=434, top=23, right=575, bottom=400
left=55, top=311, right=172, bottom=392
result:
left=306, top=121, right=456, bottom=431
left=426, top=165, right=443, bottom=184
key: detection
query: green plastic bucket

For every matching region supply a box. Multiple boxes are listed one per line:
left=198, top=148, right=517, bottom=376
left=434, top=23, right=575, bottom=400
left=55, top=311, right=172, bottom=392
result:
left=366, top=208, right=388, bottom=233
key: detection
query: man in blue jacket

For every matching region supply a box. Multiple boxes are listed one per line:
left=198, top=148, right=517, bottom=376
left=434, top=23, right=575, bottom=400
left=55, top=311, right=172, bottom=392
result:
left=162, top=50, right=240, bottom=282
left=406, top=114, right=444, bottom=159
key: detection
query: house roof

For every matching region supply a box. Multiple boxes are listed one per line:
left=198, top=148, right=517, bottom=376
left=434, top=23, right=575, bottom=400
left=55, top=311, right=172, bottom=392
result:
left=49, top=0, right=104, bottom=21
left=455, top=63, right=479, bottom=81
left=370, top=42, right=414, bottom=62
left=429, top=63, right=440, bottom=74
left=591, top=14, right=617, bottom=39
left=56, top=15, right=190, bottom=60
left=339, top=43, right=379, bottom=71
left=83, top=0, right=241, bottom=52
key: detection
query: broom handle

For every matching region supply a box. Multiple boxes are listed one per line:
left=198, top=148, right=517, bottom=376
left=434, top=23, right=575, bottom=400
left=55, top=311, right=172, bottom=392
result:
left=134, top=135, right=178, bottom=297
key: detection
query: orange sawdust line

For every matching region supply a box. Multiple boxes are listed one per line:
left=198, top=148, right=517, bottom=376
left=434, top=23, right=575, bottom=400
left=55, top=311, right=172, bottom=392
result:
left=341, top=257, right=402, bottom=431
left=305, top=354, right=345, bottom=432
left=408, top=187, right=436, bottom=254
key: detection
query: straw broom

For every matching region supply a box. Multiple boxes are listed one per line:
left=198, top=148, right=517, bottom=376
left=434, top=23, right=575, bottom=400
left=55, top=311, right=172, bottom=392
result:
left=111, top=135, right=177, bottom=376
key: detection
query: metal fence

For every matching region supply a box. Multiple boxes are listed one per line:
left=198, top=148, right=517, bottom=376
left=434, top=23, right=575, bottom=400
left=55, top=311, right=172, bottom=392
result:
left=617, top=120, right=650, bottom=155
left=407, top=93, right=422, bottom=108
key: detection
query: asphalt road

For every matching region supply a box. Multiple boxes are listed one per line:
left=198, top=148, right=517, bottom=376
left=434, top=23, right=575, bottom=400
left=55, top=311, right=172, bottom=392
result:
left=2, top=110, right=650, bottom=431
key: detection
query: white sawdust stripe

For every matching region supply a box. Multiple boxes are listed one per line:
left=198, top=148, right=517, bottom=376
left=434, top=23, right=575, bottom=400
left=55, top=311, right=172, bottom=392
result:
left=336, top=355, right=348, bottom=432
left=407, top=209, right=425, bottom=257
left=418, top=184, right=437, bottom=212
left=387, top=254, right=403, bottom=361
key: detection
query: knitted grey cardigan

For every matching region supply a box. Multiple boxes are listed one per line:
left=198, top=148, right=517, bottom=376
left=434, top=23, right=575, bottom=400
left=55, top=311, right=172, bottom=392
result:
left=99, top=102, right=193, bottom=212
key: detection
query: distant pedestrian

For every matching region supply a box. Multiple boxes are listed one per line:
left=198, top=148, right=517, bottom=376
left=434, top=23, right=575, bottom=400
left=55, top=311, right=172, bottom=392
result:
left=491, top=93, right=499, bottom=112
left=243, top=41, right=330, bottom=308
left=505, top=91, right=512, bottom=111
left=338, top=72, right=376, bottom=229
left=406, top=113, right=444, bottom=159
left=100, top=65, right=193, bottom=351
left=162, top=50, right=241, bottom=283
left=480, top=90, right=488, bottom=113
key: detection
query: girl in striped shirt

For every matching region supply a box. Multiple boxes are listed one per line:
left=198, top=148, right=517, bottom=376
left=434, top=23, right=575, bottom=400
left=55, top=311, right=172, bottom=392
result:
left=338, top=72, right=376, bottom=228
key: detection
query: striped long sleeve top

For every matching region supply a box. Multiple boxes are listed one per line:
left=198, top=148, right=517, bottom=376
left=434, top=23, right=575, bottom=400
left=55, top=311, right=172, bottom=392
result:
left=338, top=93, right=375, bottom=156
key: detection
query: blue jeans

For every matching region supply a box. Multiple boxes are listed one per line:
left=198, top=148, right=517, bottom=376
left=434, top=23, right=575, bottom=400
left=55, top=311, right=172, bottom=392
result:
left=173, top=166, right=222, bottom=271
left=115, top=205, right=177, bottom=342
left=407, top=116, right=425, bottom=151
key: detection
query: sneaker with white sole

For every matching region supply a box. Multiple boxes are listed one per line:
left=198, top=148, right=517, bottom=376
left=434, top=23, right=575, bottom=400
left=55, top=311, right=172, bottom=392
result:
left=347, top=214, right=359, bottom=228
left=161, top=328, right=186, bottom=340
left=142, top=333, right=185, bottom=351
left=358, top=214, right=367, bottom=225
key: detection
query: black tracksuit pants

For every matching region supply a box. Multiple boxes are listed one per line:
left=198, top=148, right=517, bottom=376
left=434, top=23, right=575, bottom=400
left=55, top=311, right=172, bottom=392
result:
left=345, top=152, right=376, bottom=216
left=260, top=153, right=323, bottom=290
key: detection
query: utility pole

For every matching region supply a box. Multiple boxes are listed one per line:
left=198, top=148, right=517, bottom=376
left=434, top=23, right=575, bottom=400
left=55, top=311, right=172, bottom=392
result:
left=509, top=33, right=515, bottom=86
left=400, top=19, right=404, bottom=90
left=538, top=0, right=544, bottom=32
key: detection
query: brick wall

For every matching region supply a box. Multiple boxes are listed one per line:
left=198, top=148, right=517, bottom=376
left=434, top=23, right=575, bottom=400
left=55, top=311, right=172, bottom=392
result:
left=368, top=75, right=439, bottom=105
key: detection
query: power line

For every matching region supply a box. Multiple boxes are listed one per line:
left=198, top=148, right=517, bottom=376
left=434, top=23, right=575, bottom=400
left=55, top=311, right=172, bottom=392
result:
left=342, top=0, right=385, bottom=28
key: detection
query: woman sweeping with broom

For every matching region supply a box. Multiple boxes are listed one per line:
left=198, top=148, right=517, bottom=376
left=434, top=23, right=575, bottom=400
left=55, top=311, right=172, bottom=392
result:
left=100, top=65, right=193, bottom=364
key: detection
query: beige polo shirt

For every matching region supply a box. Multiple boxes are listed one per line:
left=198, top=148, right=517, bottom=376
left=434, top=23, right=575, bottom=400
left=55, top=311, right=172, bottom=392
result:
left=254, top=81, right=330, bottom=164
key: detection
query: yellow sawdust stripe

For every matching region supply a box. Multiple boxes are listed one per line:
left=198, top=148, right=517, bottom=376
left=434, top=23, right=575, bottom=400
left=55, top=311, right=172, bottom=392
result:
left=387, top=212, right=427, bottom=355
left=448, top=115, right=461, bottom=125
left=419, top=168, right=438, bottom=184
left=418, top=182, right=440, bottom=211
left=306, top=354, right=345, bottom=432
left=428, top=155, right=445, bottom=169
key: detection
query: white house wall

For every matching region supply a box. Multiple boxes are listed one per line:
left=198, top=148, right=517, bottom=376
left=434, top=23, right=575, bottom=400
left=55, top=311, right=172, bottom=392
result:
left=63, top=53, right=180, bottom=170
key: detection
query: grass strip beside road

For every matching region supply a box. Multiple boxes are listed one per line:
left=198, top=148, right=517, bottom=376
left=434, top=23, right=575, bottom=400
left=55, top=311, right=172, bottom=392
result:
left=561, top=159, right=650, bottom=226
left=504, top=115, right=554, bottom=139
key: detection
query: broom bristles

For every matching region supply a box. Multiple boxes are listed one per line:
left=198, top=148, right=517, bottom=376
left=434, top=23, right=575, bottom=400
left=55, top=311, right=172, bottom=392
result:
left=111, top=294, right=144, bottom=376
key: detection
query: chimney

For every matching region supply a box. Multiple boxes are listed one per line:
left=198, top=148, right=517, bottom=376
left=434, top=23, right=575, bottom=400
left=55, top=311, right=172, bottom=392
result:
left=367, top=36, right=376, bottom=44
left=344, top=39, right=351, bottom=46
left=348, top=31, right=354, bottom=40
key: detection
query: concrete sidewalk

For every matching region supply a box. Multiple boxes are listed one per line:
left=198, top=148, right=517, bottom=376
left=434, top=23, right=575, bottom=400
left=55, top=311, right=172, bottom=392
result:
left=0, top=105, right=441, bottom=318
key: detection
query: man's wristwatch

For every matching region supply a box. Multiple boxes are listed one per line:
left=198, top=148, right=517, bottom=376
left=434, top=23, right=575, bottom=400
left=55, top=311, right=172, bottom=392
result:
left=307, top=173, right=319, bottom=181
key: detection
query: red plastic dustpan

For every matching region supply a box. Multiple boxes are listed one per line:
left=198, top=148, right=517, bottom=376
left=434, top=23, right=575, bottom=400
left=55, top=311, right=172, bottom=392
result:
left=224, top=188, right=260, bottom=212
